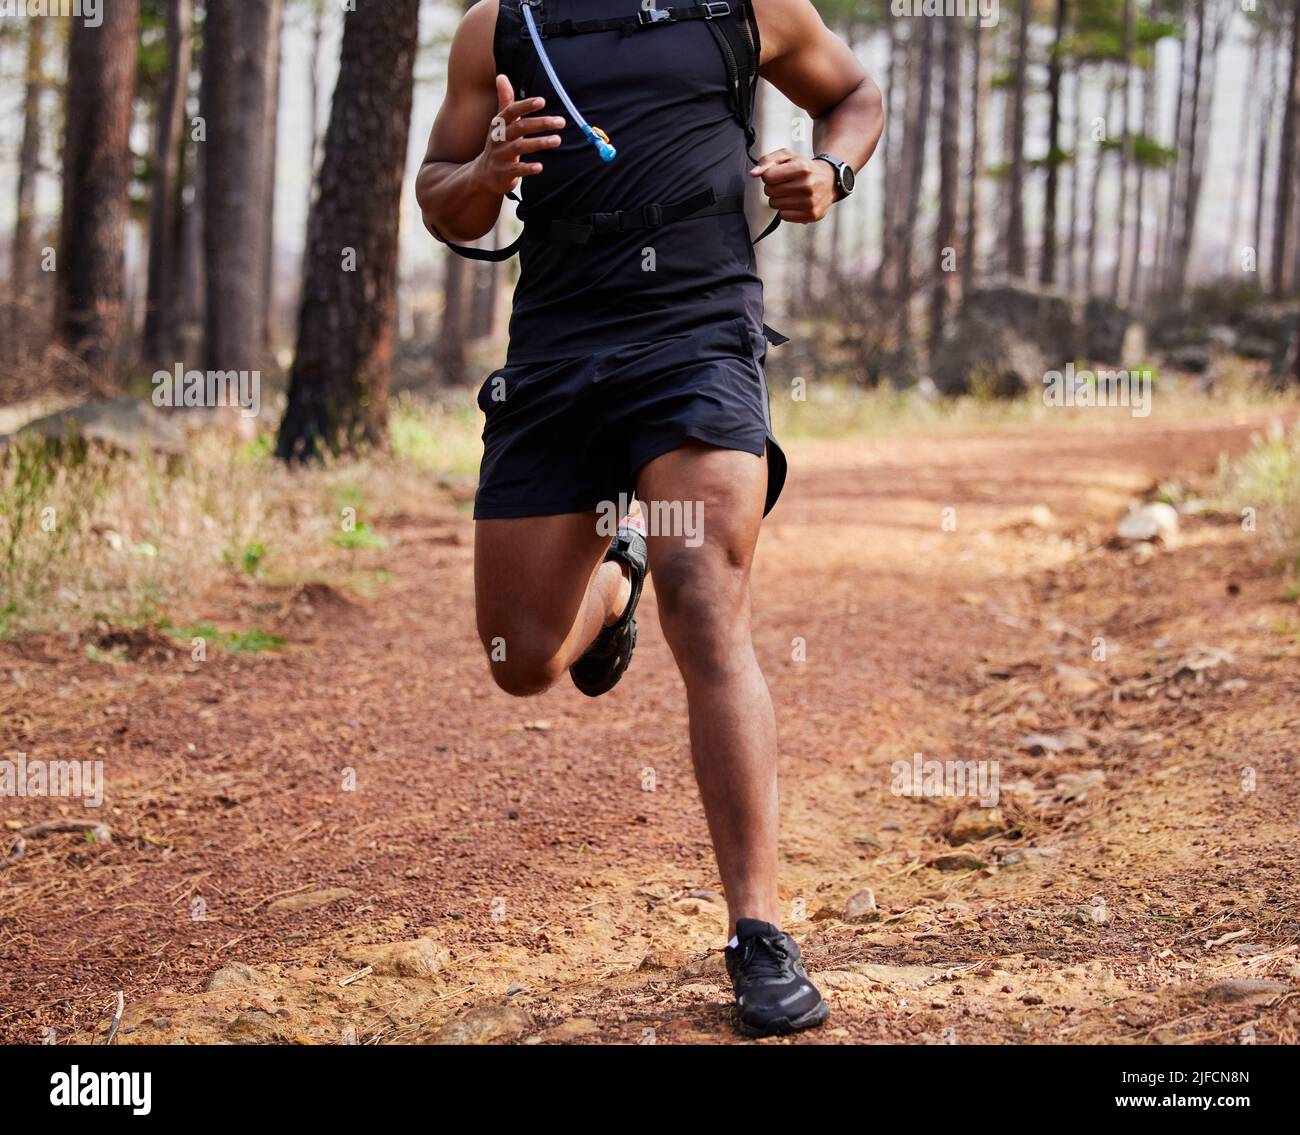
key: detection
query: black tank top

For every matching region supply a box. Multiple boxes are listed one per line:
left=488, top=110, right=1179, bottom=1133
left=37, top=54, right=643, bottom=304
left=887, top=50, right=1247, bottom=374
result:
left=492, top=0, right=766, bottom=363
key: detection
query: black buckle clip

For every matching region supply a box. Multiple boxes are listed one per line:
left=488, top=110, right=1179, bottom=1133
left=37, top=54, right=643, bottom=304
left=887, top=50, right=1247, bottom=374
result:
left=702, top=1, right=730, bottom=18
left=520, top=0, right=546, bottom=38
left=638, top=6, right=673, bottom=24
left=642, top=204, right=664, bottom=228
left=590, top=211, right=623, bottom=237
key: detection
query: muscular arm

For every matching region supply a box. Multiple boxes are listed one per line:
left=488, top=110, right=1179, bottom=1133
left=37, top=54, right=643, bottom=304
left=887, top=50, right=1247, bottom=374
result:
left=414, top=0, right=565, bottom=244
left=751, top=0, right=884, bottom=223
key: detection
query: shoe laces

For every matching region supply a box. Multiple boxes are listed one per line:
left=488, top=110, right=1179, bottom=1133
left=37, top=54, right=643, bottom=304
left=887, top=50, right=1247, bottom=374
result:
left=741, top=933, right=792, bottom=981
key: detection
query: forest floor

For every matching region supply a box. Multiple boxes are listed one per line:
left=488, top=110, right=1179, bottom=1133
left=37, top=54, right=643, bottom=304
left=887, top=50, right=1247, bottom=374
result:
left=2, top=410, right=1299, bottom=1045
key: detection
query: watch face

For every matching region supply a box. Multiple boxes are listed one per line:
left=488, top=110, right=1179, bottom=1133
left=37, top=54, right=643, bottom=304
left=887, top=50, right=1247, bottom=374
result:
left=841, top=164, right=856, bottom=195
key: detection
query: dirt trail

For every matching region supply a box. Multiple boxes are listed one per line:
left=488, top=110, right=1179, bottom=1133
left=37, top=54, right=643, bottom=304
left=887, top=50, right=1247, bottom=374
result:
left=3, top=415, right=1298, bottom=1044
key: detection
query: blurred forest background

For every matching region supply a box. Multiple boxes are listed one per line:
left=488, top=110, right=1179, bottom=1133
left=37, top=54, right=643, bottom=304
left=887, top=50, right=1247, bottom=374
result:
left=1, top=0, right=1298, bottom=426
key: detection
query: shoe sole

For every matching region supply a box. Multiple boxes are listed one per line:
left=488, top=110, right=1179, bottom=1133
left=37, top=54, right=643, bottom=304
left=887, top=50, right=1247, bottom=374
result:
left=736, top=999, right=830, bottom=1039
left=570, top=618, right=637, bottom=698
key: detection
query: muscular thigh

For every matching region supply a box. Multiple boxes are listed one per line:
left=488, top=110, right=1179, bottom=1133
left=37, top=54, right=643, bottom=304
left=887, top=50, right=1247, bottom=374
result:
left=474, top=512, right=609, bottom=652
left=635, top=441, right=768, bottom=623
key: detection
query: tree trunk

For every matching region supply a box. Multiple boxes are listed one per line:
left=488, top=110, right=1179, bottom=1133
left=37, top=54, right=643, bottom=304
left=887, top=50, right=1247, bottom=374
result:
left=1066, top=62, right=1082, bottom=293
left=1273, top=0, right=1300, bottom=297
left=175, top=176, right=205, bottom=361
left=1179, top=2, right=1227, bottom=295
left=1254, top=34, right=1279, bottom=288
left=800, top=224, right=819, bottom=315
left=992, top=20, right=1014, bottom=275
left=302, top=0, right=329, bottom=287
left=1086, top=66, right=1117, bottom=296
left=1129, top=58, right=1153, bottom=305
left=1006, top=0, right=1031, bottom=279
left=437, top=0, right=482, bottom=380
left=1110, top=0, right=1134, bottom=301
left=469, top=223, right=502, bottom=341
left=1156, top=2, right=1189, bottom=293
left=1042, top=0, right=1068, bottom=286
left=276, top=0, right=421, bottom=459
left=931, top=16, right=961, bottom=358
left=8, top=18, right=46, bottom=358
left=828, top=181, right=844, bottom=282
left=144, top=0, right=194, bottom=364
left=55, top=0, right=140, bottom=374
left=875, top=20, right=904, bottom=297
left=1227, top=31, right=1261, bottom=277
left=962, top=21, right=984, bottom=294
left=263, top=8, right=285, bottom=354
left=201, top=0, right=284, bottom=375
left=439, top=254, right=472, bottom=385
left=895, top=16, right=933, bottom=355
left=1165, top=0, right=1205, bottom=299
left=173, top=55, right=205, bottom=364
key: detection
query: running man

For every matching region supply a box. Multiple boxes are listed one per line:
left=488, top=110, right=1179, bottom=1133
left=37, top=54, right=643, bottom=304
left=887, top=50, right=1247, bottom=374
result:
left=416, top=0, right=882, bottom=1037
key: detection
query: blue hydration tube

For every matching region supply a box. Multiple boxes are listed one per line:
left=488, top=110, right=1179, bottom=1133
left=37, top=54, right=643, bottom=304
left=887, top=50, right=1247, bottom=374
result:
left=521, top=2, right=617, bottom=162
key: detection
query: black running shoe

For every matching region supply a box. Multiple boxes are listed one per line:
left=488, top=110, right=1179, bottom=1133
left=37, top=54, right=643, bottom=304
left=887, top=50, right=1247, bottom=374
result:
left=569, top=522, right=647, bottom=697
left=725, top=919, right=830, bottom=1038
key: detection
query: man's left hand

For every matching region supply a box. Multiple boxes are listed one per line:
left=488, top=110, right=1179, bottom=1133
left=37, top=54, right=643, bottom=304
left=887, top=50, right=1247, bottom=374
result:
left=749, top=149, right=838, bottom=224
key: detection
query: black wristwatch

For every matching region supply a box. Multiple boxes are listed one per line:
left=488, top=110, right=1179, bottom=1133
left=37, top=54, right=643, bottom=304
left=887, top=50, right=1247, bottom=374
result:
left=814, top=154, right=856, bottom=202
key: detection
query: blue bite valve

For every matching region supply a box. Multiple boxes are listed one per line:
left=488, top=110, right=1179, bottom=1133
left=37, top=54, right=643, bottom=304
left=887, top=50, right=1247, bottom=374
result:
left=585, top=125, right=617, bottom=163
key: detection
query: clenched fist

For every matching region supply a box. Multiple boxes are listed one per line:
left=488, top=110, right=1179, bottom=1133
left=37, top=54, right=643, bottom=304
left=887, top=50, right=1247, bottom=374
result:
left=749, top=149, right=838, bottom=225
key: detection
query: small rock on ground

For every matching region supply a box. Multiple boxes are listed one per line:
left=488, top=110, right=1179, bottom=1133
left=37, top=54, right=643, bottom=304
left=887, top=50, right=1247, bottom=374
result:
left=539, top=1017, right=600, bottom=1042
left=949, top=809, right=1007, bottom=845
left=339, top=937, right=449, bottom=979
left=844, top=888, right=879, bottom=922
left=265, top=888, right=355, bottom=915
left=426, top=1005, right=533, bottom=1045
left=204, top=962, right=264, bottom=992
left=1205, top=979, right=1290, bottom=1005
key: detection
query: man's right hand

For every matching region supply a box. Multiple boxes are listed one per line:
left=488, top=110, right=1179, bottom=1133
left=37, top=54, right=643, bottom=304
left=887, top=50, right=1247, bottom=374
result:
left=473, top=75, right=565, bottom=196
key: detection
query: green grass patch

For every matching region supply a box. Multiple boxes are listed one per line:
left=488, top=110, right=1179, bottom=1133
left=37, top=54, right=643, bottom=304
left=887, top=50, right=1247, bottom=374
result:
left=330, top=522, right=386, bottom=551
left=168, top=623, right=286, bottom=654
left=1215, top=421, right=1300, bottom=580
left=225, top=541, right=268, bottom=576
left=389, top=391, right=482, bottom=481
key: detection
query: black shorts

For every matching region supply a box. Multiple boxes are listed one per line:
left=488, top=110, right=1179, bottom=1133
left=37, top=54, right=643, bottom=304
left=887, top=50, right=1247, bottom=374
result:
left=472, top=316, right=788, bottom=520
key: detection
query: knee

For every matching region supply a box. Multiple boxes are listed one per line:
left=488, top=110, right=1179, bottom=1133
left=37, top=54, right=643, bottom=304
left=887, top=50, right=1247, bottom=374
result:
left=652, top=552, right=749, bottom=664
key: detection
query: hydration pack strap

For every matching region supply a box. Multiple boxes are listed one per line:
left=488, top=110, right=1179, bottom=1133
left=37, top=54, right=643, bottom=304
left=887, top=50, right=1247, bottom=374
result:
left=522, top=2, right=735, bottom=39
left=753, top=211, right=782, bottom=245
left=440, top=189, right=781, bottom=258
left=700, top=1, right=761, bottom=157
left=536, top=187, right=738, bottom=245
left=435, top=191, right=527, bottom=263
